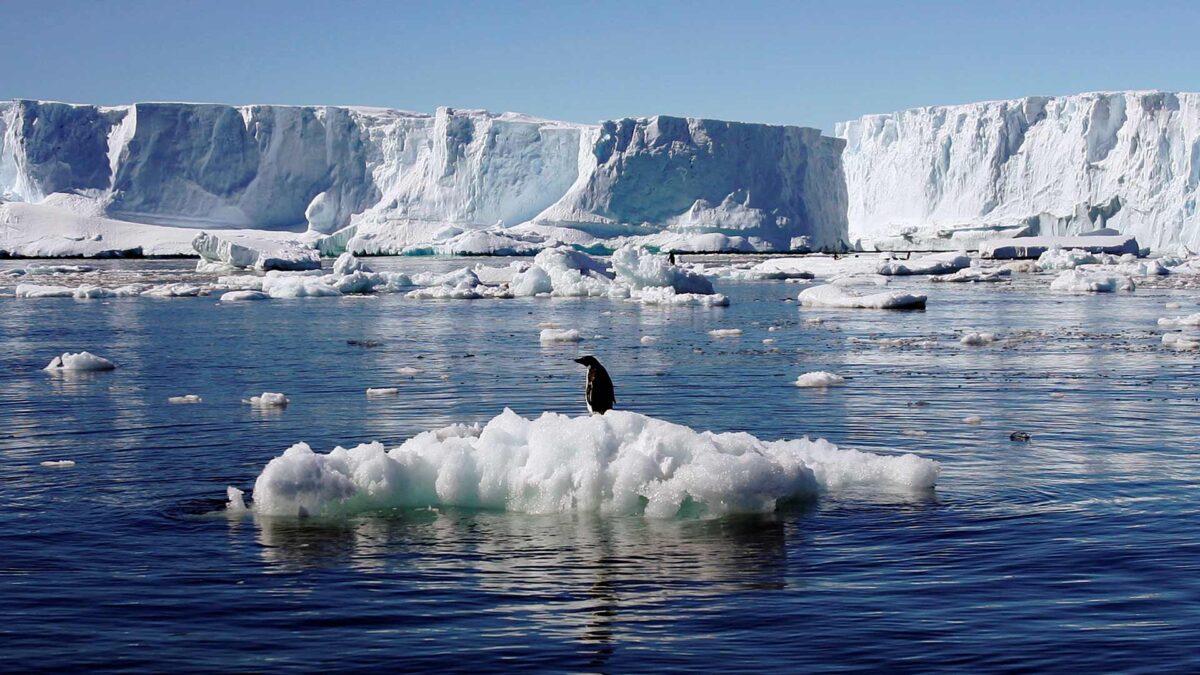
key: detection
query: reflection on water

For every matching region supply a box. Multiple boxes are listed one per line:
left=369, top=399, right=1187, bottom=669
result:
left=2, top=257, right=1200, bottom=670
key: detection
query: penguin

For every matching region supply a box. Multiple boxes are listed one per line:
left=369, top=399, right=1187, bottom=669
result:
left=668, top=251, right=677, bottom=265
left=573, top=355, right=616, bottom=414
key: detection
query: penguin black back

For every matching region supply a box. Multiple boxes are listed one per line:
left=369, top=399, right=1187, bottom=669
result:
left=573, top=355, right=616, bottom=414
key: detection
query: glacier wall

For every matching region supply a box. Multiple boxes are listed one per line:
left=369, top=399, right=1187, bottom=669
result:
left=0, top=100, right=849, bottom=253
left=837, top=91, right=1200, bottom=250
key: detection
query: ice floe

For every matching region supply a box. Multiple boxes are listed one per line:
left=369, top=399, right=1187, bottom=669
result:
left=794, top=371, right=845, bottom=388
left=798, top=284, right=927, bottom=310
left=540, top=328, right=583, bottom=343
left=238, top=409, right=939, bottom=518
left=1049, top=270, right=1136, bottom=293
left=44, top=351, right=116, bottom=371
left=168, top=395, right=203, bottom=404
left=245, top=392, right=289, bottom=407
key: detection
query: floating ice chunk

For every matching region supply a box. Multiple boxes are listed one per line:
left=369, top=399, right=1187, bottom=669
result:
left=44, top=351, right=116, bottom=371
left=141, top=283, right=209, bottom=297
left=246, top=392, right=289, bottom=407
left=640, top=336, right=659, bottom=345
left=537, top=322, right=561, bottom=329
left=1049, top=392, right=1066, bottom=399
left=40, top=460, right=76, bottom=468
left=900, top=430, right=928, bottom=437
left=763, top=338, right=776, bottom=345
left=794, top=371, right=845, bottom=388
left=1036, top=247, right=1101, bottom=271
left=798, top=284, right=927, bottom=310
left=1158, top=314, right=1200, bottom=327
left=1162, top=333, right=1200, bottom=350
left=15, top=284, right=75, bottom=298
left=226, top=486, right=247, bottom=511
left=366, top=387, right=399, bottom=396
left=397, top=367, right=421, bottom=377
left=630, top=287, right=729, bottom=306
left=962, top=415, right=983, bottom=425
left=261, top=275, right=341, bottom=298
left=193, top=232, right=320, bottom=271
left=24, top=264, right=95, bottom=275
left=220, top=290, right=270, bottom=302
left=708, top=328, right=743, bottom=337
left=877, top=252, right=970, bottom=276
left=540, top=328, right=583, bottom=343
left=244, top=409, right=939, bottom=518
left=510, top=265, right=553, bottom=296
left=960, top=332, right=997, bottom=346
left=168, top=395, right=203, bottom=404
left=1049, top=270, right=1135, bottom=293
left=930, top=267, right=1010, bottom=283
left=332, top=252, right=372, bottom=276
left=1165, top=302, right=1183, bottom=309
left=610, top=245, right=715, bottom=294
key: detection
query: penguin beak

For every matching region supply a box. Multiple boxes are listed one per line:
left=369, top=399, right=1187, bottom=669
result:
left=573, top=357, right=587, bottom=365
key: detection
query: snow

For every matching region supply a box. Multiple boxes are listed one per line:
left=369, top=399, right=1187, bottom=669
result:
left=245, top=392, right=289, bottom=407
left=794, top=371, right=845, bottom=387
left=168, top=395, right=202, bottom=404
left=1049, top=269, right=1136, bottom=293
left=837, top=91, right=1200, bottom=251
left=540, top=328, right=583, bottom=343
left=240, top=409, right=939, bottom=518
left=798, top=284, right=927, bottom=310
left=2, top=100, right=849, bottom=258
left=44, top=351, right=115, bottom=371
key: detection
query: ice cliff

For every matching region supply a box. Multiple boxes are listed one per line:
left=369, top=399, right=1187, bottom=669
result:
left=836, top=91, right=1200, bottom=251
left=0, top=100, right=849, bottom=256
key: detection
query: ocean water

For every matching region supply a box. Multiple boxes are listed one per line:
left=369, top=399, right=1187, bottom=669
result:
left=2, top=257, right=1199, bottom=671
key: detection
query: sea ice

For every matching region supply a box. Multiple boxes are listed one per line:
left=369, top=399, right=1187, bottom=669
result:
left=167, top=395, right=203, bottom=404
left=960, top=332, right=997, bottom=346
left=540, top=328, right=583, bottom=343
left=44, top=351, right=116, bottom=371
left=876, top=252, right=970, bottom=276
left=794, top=371, right=845, bottom=388
left=708, top=328, right=743, bottom=337
left=40, top=460, right=76, bottom=468
left=245, top=392, right=289, bottom=407
left=798, top=284, right=927, bottom=310
left=366, top=388, right=400, bottom=396
left=241, top=409, right=939, bottom=518
left=1049, top=269, right=1136, bottom=293
left=219, top=290, right=270, bottom=302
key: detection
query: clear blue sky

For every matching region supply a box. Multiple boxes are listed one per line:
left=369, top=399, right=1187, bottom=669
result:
left=3, top=0, right=1197, bottom=133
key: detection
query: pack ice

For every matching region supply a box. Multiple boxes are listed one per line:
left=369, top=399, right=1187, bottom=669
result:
left=240, top=409, right=939, bottom=519
left=0, top=100, right=849, bottom=257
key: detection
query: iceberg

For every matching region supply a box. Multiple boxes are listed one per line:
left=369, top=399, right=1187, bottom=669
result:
left=837, top=91, right=1200, bottom=251
left=239, top=409, right=939, bottom=518
left=1, top=100, right=849, bottom=257
left=44, top=351, right=116, bottom=371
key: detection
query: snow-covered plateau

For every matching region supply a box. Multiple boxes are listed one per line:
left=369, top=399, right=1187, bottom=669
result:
left=837, top=91, right=1200, bottom=252
left=0, top=100, right=849, bottom=258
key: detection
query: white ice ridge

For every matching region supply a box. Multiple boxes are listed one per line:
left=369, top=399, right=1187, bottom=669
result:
left=240, top=409, right=939, bottom=518
left=837, top=91, right=1200, bottom=251
left=0, top=100, right=848, bottom=257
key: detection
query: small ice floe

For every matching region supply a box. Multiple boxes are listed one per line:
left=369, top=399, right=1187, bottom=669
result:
left=168, top=395, right=203, bottom=404
left=763, top=338, right=776, bottom=345
left=1163, top=333, right=1200, bottom=350
left=40, top=460, right=76, bottom=468
left=877, top=252, right=971, bottom=276
left=540, top=328, right=582, bottom=343
left=1157, top=313, right=1200, bottom=328
left=804, top=317, right=824, bottom=325
left=900, top=430, right=928, bottom=437
left=767, top=326, right=782, bottom=332
left=245, top=392, right=289, bottom=407
left=794, top=371, right=845, bottom=388
left=220, top=290, right=270, bottom=302
left=708, top=328, right=743, bottom=338
left=798, top=284, right=927, bottom=310
left=960, top=332, right=997, bottom=346
left=537, top=322, right=561, bottom=329
left=930, top=267, right=1011, bottom=283
left=1165, top=302, right=1183, bottom=309
left=44, top=351, right=116, bottom=371
left=962, top=415, right=984, bottom=425
left=639, top=335, right=659, bottom=345
left=396, top=367, right=421, bottom=378
left=1049, top=392, right=1066, bottom=399
left=366, top=387, right=399, bottom=396
left=226, top=486, right=247, bottom=511
left=1049, top=270, right=1135, bottom=293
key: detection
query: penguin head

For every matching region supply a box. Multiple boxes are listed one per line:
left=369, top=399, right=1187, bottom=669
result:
left=574, top=355, right=601, bottom=368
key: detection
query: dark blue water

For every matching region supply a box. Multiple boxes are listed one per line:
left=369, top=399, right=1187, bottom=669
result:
left=2, top=258, right=1199, bottom=671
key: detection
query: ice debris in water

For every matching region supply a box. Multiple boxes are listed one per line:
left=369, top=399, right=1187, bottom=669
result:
left=708, top=328, right=743, bottom=337
left=220, top=290, right=270, bottom=302
left=245, top=392, right=289, bottom=407
left=1049, top=269, right=1135, bottom=293
left=540, top=328, right=582, bottom=343
left=639, top=335, right=659, bottom=345
left=963, top=415, right=983, bottom=425
left=41, top=460, right=76, bottom=468
left=798, top=284, right=927, bottom=310
left=241, top=409, right=939, bottom=518
left=168, top=395, right=202, bottom=404
left=366, top=387, right=399, bottom=396
left=1158, top=313, right=1200, bottom=327
left=44, top=351, right=116, bottom=371
left=794, top=371, right=845, bottom=388
left=900, top=430, right=928, bottom=437
left=226, top=486, right=247, bottom=511
left=396, top=367, right=421, bottom=378
left=960, top=332, right=997, bottom=346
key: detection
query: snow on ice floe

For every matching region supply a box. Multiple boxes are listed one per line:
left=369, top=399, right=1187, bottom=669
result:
left=798, top=284, right=926, bottom=310
left=1049, top=269, right=1136, bottom=293
left=236, top=409, right=939, bottom=518
left=168, top=395, right=202, bottom=404
left=794, top=371, right=845, bottom=388
left=929, top=267, right=1010, bottom=283
left=219, top=290, right=270, bottom=302
left=876, top=252, right=970, bottom=276
left=245, top=392, right=289, bottom=407
left=540, top=328, right=583, bottom=343
left=44, top=351, right=116, bottom=371
left=193, top=232, right=321, bottom=272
